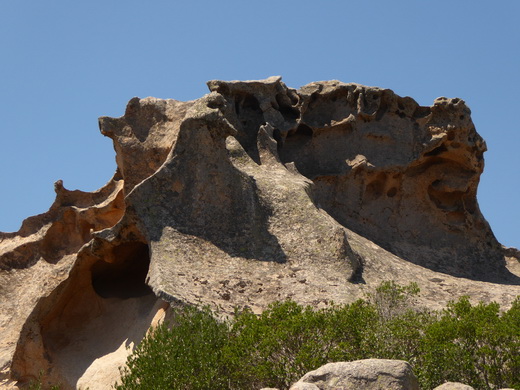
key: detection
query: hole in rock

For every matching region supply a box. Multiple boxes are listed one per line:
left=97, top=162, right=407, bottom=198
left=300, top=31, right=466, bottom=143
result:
left=424, top=144, right=448, bottom=157
left=427, top=186, right=465, bottom=212
left=447, top=130, right=455, bottom=141
left=233, top=93, right=264, bottom=163
left=364, top=173, right=387, bottom=201
left=386, top=187, right=397, bottom=197
left=91, top=242, right=152, bottom=299
left=309, top=92, right=319, bottom=104
left=12, top=241, right=159, bottom=389
left=288, top=123, right=313, bottom=138
left=413, top=106, right=431, bottom=119
left=243, top=94, right=260, bottom=111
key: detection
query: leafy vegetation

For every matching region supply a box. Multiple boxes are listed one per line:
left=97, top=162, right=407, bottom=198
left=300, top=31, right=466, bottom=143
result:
left=27, top=371, right=61, bottom=390
left=115, top=282, right=519, bottom=390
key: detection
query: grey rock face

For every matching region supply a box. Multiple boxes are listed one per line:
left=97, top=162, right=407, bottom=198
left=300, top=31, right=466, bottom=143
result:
left=290, top=359, right=419, bottom=390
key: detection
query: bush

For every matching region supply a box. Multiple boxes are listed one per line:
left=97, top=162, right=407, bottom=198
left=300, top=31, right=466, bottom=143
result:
left=417, top=296, right=520, bottom=389
left=367, top=280, right=420, bottom=320
left=115, top=304, right=229, bottom=390
left=115, top=283, right=519, bottom=390
left=224, top=301, right=323, bottom=388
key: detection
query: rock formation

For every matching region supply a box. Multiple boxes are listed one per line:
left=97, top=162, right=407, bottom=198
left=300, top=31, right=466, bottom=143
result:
left=263, top=359, right=514, bottom=390
left=289, top=359, right=419, bottom=390
left=1, top=77, right=519, bottom=389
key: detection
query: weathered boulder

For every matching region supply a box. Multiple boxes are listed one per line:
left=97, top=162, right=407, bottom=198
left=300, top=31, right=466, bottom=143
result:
left=290, top=359, right=419, bottom=390
left=433, top=382, right=475, bottom=390
left=1, top=77, right=519, bottom=389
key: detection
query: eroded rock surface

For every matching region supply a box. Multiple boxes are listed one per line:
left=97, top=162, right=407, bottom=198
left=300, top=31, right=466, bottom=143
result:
left=1, top=77, right=519, bottom=389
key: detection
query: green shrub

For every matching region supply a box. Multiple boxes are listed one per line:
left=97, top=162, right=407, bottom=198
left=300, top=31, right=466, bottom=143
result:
left=417, top=296, right=520, bottom=389
left=367, top=280, right=420, bottom=320
left=362, top=281, right=431, bottom=364
left=115, top=304, right=229, bottom=390
left=114, top=282, right=519, bottom=390
left=225, top=301, right=327, bottom=388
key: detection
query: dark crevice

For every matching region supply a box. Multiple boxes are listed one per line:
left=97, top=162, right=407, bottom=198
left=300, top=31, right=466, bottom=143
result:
left=273, top=128, right=283, bottom=150
left=91, top=242, right=152, bottom=299
left=424, top=144, right=448, bottom=157
left=232, top=94, right=264, bottom=164
left=413, top=106, right=431, bottom=119
left=363, top=94, right=370, bottom=109
left=386, top=187, right=397, bottom=197
left=348, top=256, right=365, bottom=284
left=288, top=123, right=313, bottom=138
left=275, top=93, right=300, bottom=121
left=447, top=130, right=455, bottom=141
left=375, top=102, right=388, bottom=121
left=287, top=89, right=299, bottom=105
left=243, top=94, right=260, bottom=111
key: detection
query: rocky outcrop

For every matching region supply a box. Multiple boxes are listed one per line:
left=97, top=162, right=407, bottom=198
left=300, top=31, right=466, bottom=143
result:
left=264, top=361, right=515, bottom=390
left=1, top=77, right=519, bottom=389
left=289, top=359, right=419, bottom=390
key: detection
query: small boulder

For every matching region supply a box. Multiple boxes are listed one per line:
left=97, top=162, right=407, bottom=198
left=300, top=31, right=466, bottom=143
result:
left=433, top=383, right=475, bottom=390
left=290, top=359, right=419, bottom=390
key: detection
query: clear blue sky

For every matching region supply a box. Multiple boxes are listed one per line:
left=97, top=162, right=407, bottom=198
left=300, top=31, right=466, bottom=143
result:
left=1, top=1, right=519, bottom=249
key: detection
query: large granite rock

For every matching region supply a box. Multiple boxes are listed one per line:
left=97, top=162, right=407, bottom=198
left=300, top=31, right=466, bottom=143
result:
left=290, top=359, right=419, bottom=390
left=1, top=77, right=519, bottom=389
